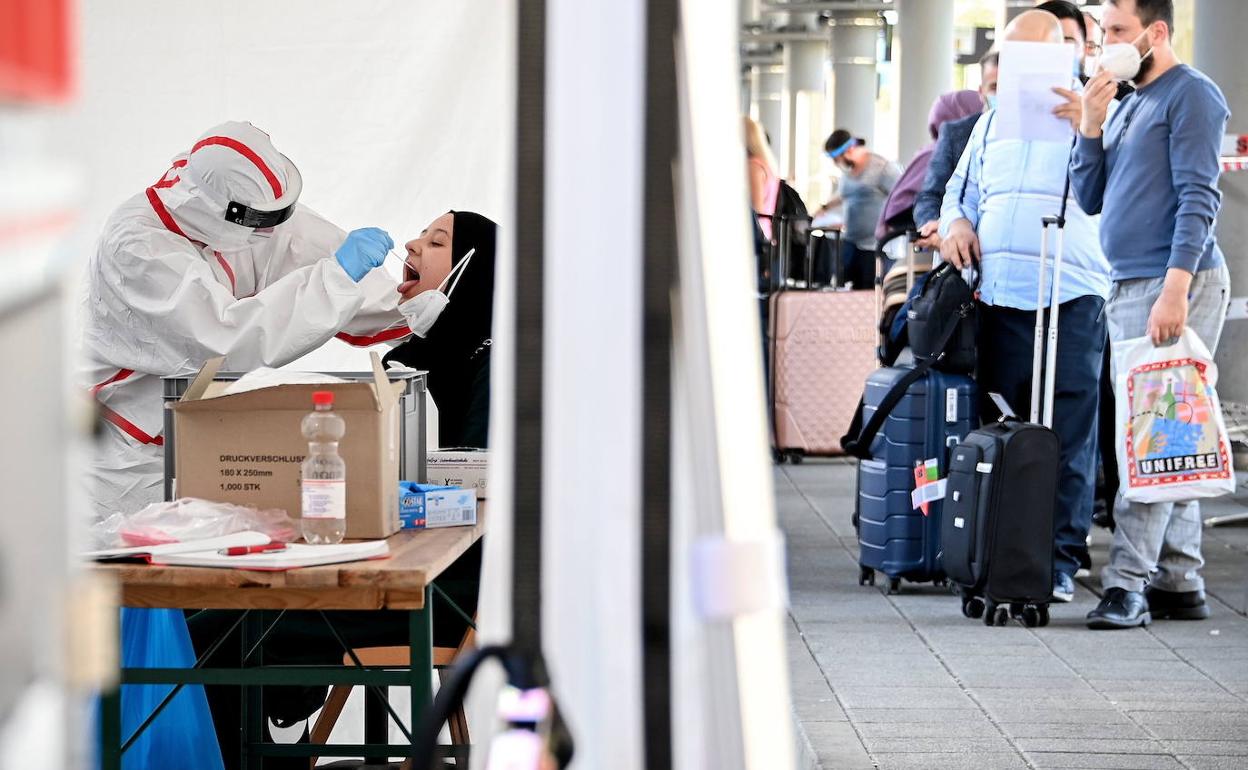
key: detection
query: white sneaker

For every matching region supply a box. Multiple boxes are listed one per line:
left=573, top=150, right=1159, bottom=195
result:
left=1053, top=573, right=1075, bottom=603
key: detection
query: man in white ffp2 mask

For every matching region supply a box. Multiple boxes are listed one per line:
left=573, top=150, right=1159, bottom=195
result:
left=1068, top=0, right=1232, bottom=631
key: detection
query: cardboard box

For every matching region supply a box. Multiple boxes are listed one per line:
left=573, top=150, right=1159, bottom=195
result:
left=171, top=354, right=404, bottom=539
left=398, top=483, right=478, bottom=529
left=425, top=450, right=489, bottom=499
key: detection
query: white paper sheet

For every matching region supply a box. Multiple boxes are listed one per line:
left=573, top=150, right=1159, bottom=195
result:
left=996, top=41, right=1077, bottom=143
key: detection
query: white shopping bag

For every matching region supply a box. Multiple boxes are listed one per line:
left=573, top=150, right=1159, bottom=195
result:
left=1114, top=327, right=1236, bottom=503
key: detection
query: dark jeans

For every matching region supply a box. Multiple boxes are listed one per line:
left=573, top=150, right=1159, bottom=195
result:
left=977, top=297, right=1106, bottom=579
left=828, top=240, right=885, bottom=290
left=1097, top=341, right=1119, bottom=513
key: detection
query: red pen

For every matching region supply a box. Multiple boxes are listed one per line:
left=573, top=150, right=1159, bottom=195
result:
left=218, top=542, right=288, bottom=556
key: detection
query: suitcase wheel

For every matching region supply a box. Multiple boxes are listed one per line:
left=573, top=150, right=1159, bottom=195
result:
left=787, top=451, right=804, bottom=465
left=1022, top=603, right=1050, bottom=628
left=887, top=577, right=901, bottom=595
left=961, top=595, right=985, bottom=620
left=858, top=565, right=875, bottom=586
left=983, top=601, right=1009, bottom=627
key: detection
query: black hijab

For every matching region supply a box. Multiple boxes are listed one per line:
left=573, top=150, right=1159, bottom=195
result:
left=386, top=211, right=498, bottom=370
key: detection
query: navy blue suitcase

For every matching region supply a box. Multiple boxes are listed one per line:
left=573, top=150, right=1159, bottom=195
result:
left=855, top=365, right=978, bottom=593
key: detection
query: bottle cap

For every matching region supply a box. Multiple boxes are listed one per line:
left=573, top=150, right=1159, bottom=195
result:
left=312, top=391, right=334, bottom=406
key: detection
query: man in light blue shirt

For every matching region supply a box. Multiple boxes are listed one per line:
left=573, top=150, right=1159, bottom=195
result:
left=939, top=9, right=1112, bottom=603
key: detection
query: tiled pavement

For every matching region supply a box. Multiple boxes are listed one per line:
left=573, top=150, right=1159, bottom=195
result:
left=780, top=459, right=1248, bottom=770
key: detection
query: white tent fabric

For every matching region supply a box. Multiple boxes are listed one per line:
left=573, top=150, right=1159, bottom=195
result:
left=56, top=0, right=511, bottom=371
left=474, top=0, right=646, bottom=765
left=477, top=0, right=793, bottom=767
left=672, top=0, right=795, bottom=765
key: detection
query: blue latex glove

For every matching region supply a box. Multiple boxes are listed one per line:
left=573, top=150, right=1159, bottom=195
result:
left=335, top=227, right=394, bottom=282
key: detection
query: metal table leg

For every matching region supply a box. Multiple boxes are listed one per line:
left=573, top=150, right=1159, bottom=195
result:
left=242, top=611, right=263, bottom=768
left=410, top=587, right=434, bottom=759
left=100, top=683, right=122, bottom=770
left=365, top=685, right=389, bottom=764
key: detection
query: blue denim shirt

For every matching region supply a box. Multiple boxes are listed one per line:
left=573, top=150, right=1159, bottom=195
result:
left=939, top=112, right=1111, bottom=310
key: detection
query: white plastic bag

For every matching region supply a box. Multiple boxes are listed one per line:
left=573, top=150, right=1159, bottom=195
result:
left=1114, top=328, right=1235, bottom=503
left=89, top=497, right=298, bottom=549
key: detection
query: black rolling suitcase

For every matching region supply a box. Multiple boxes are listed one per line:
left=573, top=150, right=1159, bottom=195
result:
left=941, top=214, right=1069, bottom=628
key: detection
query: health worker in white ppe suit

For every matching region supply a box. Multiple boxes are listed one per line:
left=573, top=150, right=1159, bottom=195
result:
left=82, top=121, right=411, bottom=520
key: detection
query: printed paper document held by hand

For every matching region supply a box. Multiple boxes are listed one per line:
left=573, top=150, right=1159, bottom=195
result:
left=996, top=41, right=1076, bottom=143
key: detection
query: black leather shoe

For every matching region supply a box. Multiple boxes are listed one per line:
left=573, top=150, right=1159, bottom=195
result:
left=1145, top=585, right=1211, bottom=620
left=1087, top=587, right=1151, bottom=629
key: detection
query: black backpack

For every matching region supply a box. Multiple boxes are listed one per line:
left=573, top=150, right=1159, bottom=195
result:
left=773, top=180, right=810, bottom=283
left=906, top=261, right=978, bottom=374
left=840, top=263, right=978, bottom=458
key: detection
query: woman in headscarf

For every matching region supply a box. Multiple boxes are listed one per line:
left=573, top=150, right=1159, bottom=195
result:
left=386, top=210, right=498, bottom=448
left=875, top=89, right=984, bottom=243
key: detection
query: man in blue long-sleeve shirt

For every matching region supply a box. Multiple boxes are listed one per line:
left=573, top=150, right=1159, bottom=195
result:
left=1065, top=0, right=1231, bottom=629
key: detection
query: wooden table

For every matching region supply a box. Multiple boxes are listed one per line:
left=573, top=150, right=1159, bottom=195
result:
left=92, top=512, right=485, bottom=769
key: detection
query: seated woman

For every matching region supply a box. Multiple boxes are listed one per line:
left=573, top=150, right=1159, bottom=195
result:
left=386, top=211, right=498, bottom=448
left=189, top=211, right=497, bottom=769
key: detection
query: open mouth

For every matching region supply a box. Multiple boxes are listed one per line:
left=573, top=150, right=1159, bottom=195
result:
left=398, top=262, right=421, bottom=297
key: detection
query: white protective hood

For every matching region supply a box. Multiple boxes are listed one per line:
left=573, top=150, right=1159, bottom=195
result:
left=152, top=120, right=303, bottom=251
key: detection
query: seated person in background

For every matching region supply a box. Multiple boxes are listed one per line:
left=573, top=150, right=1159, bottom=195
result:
left=386, top=211, right=498, bottom=448
left=913, top=51, right=998, bottom=249
left=939, top=9, right=1111, bottom=606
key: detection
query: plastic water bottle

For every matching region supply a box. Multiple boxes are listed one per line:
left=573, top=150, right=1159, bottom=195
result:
left=301, top=391, right=346, bottom=544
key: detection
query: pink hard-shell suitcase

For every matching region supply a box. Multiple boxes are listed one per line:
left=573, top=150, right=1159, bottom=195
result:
left=768, top=219, right=879, bottom=461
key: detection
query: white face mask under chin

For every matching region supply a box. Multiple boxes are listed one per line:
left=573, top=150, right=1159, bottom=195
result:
left=398, top=248, right=475, bottom=338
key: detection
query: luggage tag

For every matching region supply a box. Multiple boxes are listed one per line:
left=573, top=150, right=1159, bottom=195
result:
left=911, top=458, right=944, bottom=515
left=989, top=392, right=1017, bottom=421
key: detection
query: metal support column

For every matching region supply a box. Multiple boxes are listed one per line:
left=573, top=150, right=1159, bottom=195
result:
left=1195, top=0, right=1248, bottom=406
left=1195, top=0, right=1248, bottom=530
left=783, top=13, right=829, bottom=201
left=830, top=12, right=881, bottom=145
left=755, top=65, right=787, bottom=166
left=896, top=0, right=955, bottom=162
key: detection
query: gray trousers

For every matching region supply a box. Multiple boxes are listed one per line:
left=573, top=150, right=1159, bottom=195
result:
left=1102, top=265, right=1230, bottom=594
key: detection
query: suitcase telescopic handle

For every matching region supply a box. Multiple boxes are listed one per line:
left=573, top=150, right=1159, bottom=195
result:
left=1031, top=215, right=1067, bottom=428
